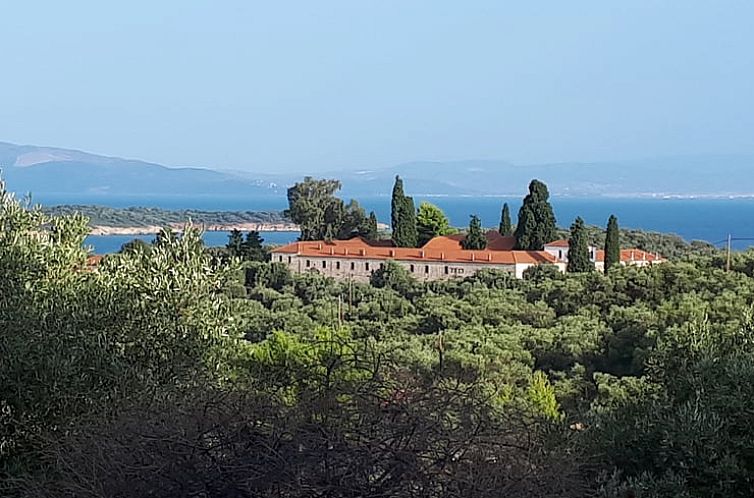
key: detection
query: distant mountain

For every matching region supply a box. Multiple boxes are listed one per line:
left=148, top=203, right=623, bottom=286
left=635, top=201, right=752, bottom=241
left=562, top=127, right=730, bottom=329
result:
left=331, top=156, right=754, bottom=197
left=0, top=142, right=282, bottom=197
left=2, top=141, right=753, bottom=199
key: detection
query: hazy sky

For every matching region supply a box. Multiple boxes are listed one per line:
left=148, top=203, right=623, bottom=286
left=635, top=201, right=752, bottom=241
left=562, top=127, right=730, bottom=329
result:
left=1, top=1, right=753, bottom=173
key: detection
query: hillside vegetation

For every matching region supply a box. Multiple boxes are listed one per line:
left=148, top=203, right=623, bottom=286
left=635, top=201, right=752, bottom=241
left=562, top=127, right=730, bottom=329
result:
left=3, top=177, right=754, bottom=497
left=43, top=205, right=289, bottom=228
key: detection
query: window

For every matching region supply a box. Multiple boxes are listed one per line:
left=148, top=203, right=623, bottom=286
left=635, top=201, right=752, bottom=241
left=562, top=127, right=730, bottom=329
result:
left=425, top=265, right=429, bottom=274
left=305, top=260, right=310, bottom=267
left=322, top=260, right=327, bottom=268
left=379, top=263, right=384, bottom=269
left=444, top=266, right=449, bottom=274
left=336, top=261, right=341, bottom=270
left=350, top=262, right=355, bottom=270
left=278, top=255, right=283, bottom=262
left=410, top=264, right=415, bottom=272
left=365, top=262, right=370, bottom=271
left=288, top=256, right=292, bottom=264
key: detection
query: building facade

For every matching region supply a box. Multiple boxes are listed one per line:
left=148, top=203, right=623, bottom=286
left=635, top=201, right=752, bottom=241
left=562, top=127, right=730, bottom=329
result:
left=544, top=239, right=666, bottom=270
left=271, top=232, right=563, bottom=282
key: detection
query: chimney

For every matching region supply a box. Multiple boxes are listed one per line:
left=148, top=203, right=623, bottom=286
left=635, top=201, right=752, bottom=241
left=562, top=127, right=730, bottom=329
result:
left=344, top=248, right=349, bottom=255
left=318, top=243, right=323, bottom=250
left=389, top=249, right=395, bottom=257
left=420, top=250, right=425, bottom=258
left=360, top=248, right=365, bottom=256
left=471, top=253, right=475, bottom=262
left=488, top=253, right=492, bottom=261
left=440, top=252, right=445, bottom=260
left=330, top=247, right=334, bottom=255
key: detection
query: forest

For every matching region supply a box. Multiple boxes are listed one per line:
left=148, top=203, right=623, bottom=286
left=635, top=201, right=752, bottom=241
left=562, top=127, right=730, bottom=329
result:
left=2, top=176, right=754, bottom=498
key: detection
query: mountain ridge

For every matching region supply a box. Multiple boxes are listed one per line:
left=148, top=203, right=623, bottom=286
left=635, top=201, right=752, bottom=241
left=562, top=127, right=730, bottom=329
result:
left=2, top=141, right=754, bottom=198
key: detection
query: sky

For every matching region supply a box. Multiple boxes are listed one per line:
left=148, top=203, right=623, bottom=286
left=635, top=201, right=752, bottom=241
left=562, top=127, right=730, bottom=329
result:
left=1, top=1, right=753, bottom=173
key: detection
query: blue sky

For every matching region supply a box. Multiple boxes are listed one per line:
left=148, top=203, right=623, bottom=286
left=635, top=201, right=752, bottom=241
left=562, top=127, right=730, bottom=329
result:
left=1, top=1, right=753, bottom=173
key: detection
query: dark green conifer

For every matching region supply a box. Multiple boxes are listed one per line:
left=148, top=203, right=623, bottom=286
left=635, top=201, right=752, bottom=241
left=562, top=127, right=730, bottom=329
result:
left=567, top=217, right=594, bottom=272
left=391, top=176, right=418, bottom=247
left=462, top=215, right=487, bottom=250
left=367, top=211, right=379, bottom=239
left=499, top=202, right=513, bottom=235
left=514, top=180, right=557, bottom=250
left=604, top=214, right=621, bottom=272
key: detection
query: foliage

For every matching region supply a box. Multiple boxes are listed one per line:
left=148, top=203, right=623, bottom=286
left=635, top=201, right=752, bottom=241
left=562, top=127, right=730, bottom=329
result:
left=285, top=177, right=372, bottom=241
left=514, top=179, right=557, bottom=250
left=44, top=204, right=287, bottom=227
left=416, top=201, right=453, bottom=246
left=391, top=175, right=418, bottom=247
left=462, top=214, right=487, bottom=250
left=604, top=215, right=621, bottom=272
left=499, top=202, right=513, bottom=235
left=6, top=175, right=754, bottom=497
left=567, top=217, right=594, bottom=272
left=223, top=229, right=266, bottom=262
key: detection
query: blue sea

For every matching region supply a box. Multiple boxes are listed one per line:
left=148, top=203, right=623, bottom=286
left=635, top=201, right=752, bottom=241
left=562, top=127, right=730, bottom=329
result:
left=33, top=193, right=754, bottom=253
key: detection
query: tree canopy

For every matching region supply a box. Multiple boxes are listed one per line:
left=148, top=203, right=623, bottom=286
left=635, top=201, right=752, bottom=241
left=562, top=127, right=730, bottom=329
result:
left=3, top=174, right=754, bottom=498
left=567, top=217, right=594, bottom=273
left=286, top=177, right=371, bottom=241
left=416, top=201, right=453, bottom=246
left=499, top=202, right=513, bottom=236
left=514, top=180, right=557, bottom=250
left=462, top=214, right=487, bottom=250
left=391, top=176, right=418, bottom=247
left=604, top=215, right=620, bottom=272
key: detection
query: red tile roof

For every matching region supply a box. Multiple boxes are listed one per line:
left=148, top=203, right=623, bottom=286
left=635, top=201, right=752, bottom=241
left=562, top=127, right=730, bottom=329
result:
left=594, top=248, right=665, bottom=263
left=272, top=233, right=556, bottom=265
left=545, top=239, right=570, bottom=248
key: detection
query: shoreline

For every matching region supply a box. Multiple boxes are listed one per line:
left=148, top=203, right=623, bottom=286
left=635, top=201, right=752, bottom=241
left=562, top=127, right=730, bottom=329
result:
left=89, top=222, right=299, bottom=236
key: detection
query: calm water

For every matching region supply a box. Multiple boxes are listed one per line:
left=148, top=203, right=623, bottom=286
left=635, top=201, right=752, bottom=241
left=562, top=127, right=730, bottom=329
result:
left=35, top=193, right=754, bottom=253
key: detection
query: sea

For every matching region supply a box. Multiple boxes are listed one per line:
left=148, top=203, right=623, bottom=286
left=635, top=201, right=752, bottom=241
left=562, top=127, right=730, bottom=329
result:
left=32, top=193, right=754, bottom=254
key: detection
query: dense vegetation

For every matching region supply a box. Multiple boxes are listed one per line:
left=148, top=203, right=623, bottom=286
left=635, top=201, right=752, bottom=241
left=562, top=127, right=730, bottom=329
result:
left=43, top=204, right=288, bottom=227
left=3, top=176, right=749, bottom=497
left=285, top=177, right=377, bottom=240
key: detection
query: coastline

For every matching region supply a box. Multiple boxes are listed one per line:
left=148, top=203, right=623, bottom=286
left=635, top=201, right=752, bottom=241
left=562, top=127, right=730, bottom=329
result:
left=89, top=222, right=300, bottom=236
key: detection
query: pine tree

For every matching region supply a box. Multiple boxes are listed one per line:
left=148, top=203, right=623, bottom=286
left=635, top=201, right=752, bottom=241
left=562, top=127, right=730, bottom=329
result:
left=462, top=215, right=487, bottom=250
left=416, top=201, right=452, bottom=246
left=242, top=230, right=266, bottom=261
left=499, top=202, right=512, bottom=235
left=567, top=217, right=594, bottom=272
left=391, top=176, right=418, bottom=247
left=514, top=180, right=557, bottom=250
left=226, top=229, right=244, bottom=256
left=604, top=214, right=621, bottom=272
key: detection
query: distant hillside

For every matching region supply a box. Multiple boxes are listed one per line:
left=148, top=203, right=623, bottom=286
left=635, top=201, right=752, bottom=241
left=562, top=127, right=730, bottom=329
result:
left=43, top=205, right=288, bottom=228
left=0, top=142, right=282, bottom=197
left=331, top=156, right=754, bottom=197
left=3, top=141, right=754, bottom=198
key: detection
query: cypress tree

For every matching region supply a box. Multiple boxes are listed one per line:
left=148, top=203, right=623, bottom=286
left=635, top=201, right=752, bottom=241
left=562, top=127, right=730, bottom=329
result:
left=391, top=175, right=405, bottom=237
left=604, top=214, right=621, bottom=272
left=567, top=217, right=594, bottom=272
left=462, top=215, right=487, bottom=250
left=499, top=202, right=512, bottom=235
left=514, top=180, right=557, bottom=250
left=367, top=211, right=379, bottom=239
left=391, top=176, right=418, bottom=247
